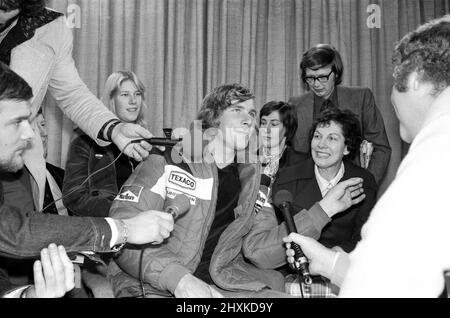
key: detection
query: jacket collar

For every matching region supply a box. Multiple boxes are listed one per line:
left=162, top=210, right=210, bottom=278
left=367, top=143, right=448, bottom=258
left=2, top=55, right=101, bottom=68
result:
left=276, top=157, right=357, bottom=185
left=0, top=8, right=63, bottom=65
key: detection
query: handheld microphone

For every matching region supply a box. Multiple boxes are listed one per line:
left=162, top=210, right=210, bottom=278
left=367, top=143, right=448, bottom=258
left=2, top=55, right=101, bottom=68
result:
left=273, top=190, right=312, bottom=285
left=131, top=137, right=182, bottom=147
left=165, top=194, right=191, bottom=219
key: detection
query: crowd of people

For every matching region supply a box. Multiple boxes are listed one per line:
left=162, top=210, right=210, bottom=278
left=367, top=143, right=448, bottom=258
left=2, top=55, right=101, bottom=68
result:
left=0, top=0, right=449, bottom=298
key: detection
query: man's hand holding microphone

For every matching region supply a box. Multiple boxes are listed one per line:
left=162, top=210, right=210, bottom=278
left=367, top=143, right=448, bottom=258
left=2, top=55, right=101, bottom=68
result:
left=113, top=194, right=191, bottom=247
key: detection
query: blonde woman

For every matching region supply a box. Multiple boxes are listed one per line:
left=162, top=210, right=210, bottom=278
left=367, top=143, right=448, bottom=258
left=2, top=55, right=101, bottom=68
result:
left=63, top=71, right=148, bottom=217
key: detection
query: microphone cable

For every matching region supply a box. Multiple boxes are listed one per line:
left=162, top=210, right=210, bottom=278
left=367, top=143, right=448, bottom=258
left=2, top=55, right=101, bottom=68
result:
left=38, top=140, right=134, bottom=214
left=139, top=249, right=146, bottom=298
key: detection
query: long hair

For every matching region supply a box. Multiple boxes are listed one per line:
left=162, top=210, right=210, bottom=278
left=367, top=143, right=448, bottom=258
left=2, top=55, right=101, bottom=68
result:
left=197, top=83, right=254, bottom=130
left=101, top=71, right=148, bottom=128
left=300, top=44, right=344, bottom=88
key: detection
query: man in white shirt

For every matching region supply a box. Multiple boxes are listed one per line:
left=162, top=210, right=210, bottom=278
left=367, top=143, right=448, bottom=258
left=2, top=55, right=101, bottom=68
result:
left=285, top=14, right=450, bottom=297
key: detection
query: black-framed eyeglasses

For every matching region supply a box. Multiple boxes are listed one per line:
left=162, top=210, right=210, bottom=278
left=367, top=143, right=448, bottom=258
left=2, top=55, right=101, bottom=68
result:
left=305, top=70, right=334, bottom=85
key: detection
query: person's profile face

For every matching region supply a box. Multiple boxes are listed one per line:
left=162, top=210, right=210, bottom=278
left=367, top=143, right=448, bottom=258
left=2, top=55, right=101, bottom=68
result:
left=0, top=99, right=34, bottom=172
left=35, top=113, right=48, bottom=158
left=310, top=120, right=349, bottom=170
left=305, top=65, right=336, bottom=99
left=113, top=80, right=143, bottom=124
left=216, top=99, right=257, bottom=152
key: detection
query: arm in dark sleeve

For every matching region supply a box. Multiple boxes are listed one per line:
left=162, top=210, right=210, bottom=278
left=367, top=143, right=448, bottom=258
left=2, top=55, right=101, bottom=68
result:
left=0, top=204, right=112, bottom=259
left=0, top=268, right=13, bottom=297
left=62, top=135, right=114, bottom=217
left=243, top=202, right=330, bottom=269
left=361, top=88, right=392, bottom=184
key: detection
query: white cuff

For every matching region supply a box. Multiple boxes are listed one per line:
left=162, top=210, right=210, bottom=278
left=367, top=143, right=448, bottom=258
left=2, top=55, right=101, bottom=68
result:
left=105, top=217, right=118, bottom=248
left=2, top=285, right=32, bottom=298
left=331, top=251, right=340, bottom=272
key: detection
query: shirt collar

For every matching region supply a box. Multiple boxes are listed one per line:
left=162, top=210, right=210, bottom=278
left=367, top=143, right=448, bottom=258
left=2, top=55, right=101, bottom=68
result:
left=0, top=18, right=18, bottom=43
left=314, top=86, right=339, bottom=108
left=314, top=161, right=345, bottom=197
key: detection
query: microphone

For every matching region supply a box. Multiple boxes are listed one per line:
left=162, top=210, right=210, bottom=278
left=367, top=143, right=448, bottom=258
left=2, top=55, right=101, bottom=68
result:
left=131, top=137, right=182, bottom=147
left=165, top=194, right=191, bottom=219
left=273, top=190, right=312, bottom=285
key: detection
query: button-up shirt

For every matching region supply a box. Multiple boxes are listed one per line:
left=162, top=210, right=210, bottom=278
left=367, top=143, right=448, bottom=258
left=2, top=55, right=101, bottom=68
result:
left=314, top=162, right=345, bottom=197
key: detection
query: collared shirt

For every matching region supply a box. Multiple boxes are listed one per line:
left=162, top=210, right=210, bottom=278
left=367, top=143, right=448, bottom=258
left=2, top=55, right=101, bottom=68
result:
left=45, top=170, right=68, bottom=216
left=314, top=162, right=345, bottom=197
left=313, top=87, right=339, bottom=118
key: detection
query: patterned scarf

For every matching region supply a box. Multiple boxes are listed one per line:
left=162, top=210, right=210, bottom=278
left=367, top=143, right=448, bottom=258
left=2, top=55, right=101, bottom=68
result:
left=0, top=7, right=62, bottom=65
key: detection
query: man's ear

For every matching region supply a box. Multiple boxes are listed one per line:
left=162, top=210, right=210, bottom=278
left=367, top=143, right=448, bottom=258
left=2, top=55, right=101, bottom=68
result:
left=408, top=71, right=434, bottom=95
left=409, top=72, right=422, bottom=91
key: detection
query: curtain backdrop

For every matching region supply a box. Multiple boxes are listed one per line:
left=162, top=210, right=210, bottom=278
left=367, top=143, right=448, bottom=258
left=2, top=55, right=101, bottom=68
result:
left=45, top=0, right=450, bottom=194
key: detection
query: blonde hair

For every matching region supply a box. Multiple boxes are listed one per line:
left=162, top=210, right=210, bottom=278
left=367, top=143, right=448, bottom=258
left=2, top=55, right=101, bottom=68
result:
left=101, top=70, right=148, bottom=128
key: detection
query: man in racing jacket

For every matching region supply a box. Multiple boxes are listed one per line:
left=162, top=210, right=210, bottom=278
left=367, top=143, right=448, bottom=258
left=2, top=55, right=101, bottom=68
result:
left=107, top=83, right=365, bottom=298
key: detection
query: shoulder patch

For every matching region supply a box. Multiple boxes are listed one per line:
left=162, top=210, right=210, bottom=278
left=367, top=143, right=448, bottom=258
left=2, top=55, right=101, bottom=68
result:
left=115, top=186, right=144, bottom=203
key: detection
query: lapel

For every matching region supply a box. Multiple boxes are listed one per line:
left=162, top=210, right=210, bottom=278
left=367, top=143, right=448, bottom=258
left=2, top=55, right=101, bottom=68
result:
left=336, top=86, right=361, bottom=118
left=294, top=92, right=314, bottom=152
left=274, top=158, right=322, bottom=210
left=292, top=159, right=322, bottom=209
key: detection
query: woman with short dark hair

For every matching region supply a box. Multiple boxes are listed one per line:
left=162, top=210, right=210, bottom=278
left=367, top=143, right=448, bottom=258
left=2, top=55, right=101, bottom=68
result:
left=290, top=43, right=391, bottom=184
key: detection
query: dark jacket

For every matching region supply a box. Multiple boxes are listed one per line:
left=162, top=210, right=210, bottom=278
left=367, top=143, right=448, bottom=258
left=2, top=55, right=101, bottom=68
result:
left=289, top=86, right=391, bottom=184
left=274, top=158, right=377, bottom=252
left=244, top=156, right=377, bottom=271
left=0, top=181, right=113, bottom=259
left=275, top=146, right=310, bottom=172
left=63, top=133, right=119, bottom=217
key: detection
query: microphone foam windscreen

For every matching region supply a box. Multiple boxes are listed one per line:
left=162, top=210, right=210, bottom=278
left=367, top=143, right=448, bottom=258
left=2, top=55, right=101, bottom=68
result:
left=172, top=194, right=191, bottom=213
left=273, top=190, right=293, bottom=208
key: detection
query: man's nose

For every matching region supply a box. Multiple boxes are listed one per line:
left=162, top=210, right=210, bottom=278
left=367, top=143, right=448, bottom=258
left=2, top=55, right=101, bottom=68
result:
left=22, top=122, right=35, bottom=141
left=312, top=79, right=322, bottom=88
left=242, top=113, right=254, bottom=127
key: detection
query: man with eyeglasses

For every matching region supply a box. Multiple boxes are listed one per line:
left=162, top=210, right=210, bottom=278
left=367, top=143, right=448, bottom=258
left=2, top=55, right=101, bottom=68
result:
left=289, top=44, right=391, bottom=185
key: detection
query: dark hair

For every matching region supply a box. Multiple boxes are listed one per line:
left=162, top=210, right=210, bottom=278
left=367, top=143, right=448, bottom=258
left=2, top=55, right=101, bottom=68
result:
left=392, top=15, right=450, bottom=95
left=309, top=108, right=361, bottom=160
left=197, top=83, right=255, bottom=129
left=0, top=0, right=45, bottom=16
left=0, top=61, right=33, bottom=102
left=259, top=101, right=298, bottom=146
left=300, top=44, right=344, bottom=87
